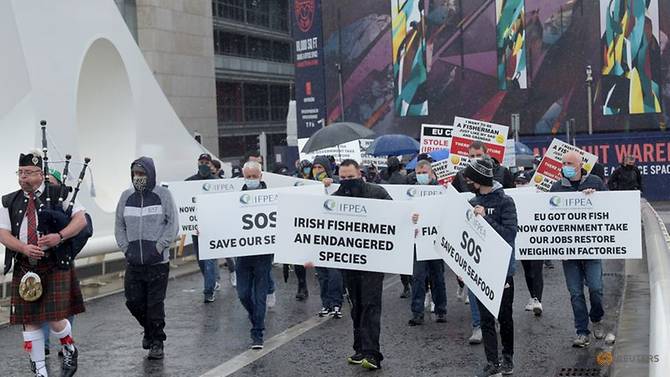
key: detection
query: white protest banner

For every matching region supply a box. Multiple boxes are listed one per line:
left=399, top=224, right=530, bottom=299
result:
left=297, top=138, right=362, bottom=164
left=275, top=193, right=415, bottom=274
left=502, top=139, right=516, bottom=168
left=196, top=185, right=325, bottom=259
left=162, top=178, right=244, bottom=234
left=446, top=117, right=510, bottom=182
left=432, top=159, right=453, bottom=185
left=434, top=185, right=512, bottom=317
left=420, top=124, right=453, bottom=153
left=380, top=184, right=447, bottom=201
left=359, top=139, right=389, bottom=167
left=531, top=139, right=598, bottom=192
left=513, top=191, right=642, bottom=260
left=262, top=172, right=322, bottom=188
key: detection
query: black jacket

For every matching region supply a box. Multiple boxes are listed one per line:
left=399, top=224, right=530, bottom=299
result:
left=451, top=161, right=515, bottom=193
left=333, top=181, right=392, bottom=201
left=608, top=165, right=643, bottom=192
left=549, top=171, right=608, bottom=192
left=468, top=182, right=517, bottom=277
left=384, top=171, right=408, bottom=185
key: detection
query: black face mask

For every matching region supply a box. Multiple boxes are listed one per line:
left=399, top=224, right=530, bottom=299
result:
left=198, top=164, right=211, bottom=177
left=466, top=182, right=478, bottom=194
left=340, top=178, right=364, bottom=196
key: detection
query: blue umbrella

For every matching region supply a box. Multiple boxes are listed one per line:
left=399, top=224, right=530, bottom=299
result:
left=405, top=148, right=450, bottom=170
left=366, top=134, right=420, bottom=156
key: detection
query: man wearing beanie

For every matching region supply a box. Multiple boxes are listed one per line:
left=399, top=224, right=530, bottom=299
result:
left=463, top=156, right=518, bottom=377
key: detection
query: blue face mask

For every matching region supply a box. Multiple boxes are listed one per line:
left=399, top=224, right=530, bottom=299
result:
left=416, top=173, right=431, bottom=185
left=562, top=166, right=577, bottom=179
left=302, top=167, right=311, bottom=175
left=245, top=179, right=260, bottom=189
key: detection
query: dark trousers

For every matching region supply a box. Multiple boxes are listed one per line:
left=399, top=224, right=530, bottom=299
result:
left=400, top=274, right=412, bottom=288
left=316, top=267, right=343, bottom=308
left=236, top=254, right=272, bottom=342
left=124, top=263, right=170, bottom=343
left=345, top=270, right=384, bottom=361
left=521, top=260, right=544, bottom=301
left=411, top=258, right=447, bottom=315
left=294, top=265, right=307, bottom=289
left=476, top=276, right=514, bottom=364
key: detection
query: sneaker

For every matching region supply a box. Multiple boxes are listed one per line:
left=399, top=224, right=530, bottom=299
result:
left=436, top=313, right=447, bottom=323
left=44, top=347, right=49, bottom=356
left=408, top=314, right=424, bottom=326
left=214, top=281, right=221, bottom=291
left=464, top=293, right=469, bottom=305
left=229, top=272, right=237, bottom=287
left=142, top=336, right=151, bottom=350
left=592, top=321, right=605, bottom=339
left=544, top=260, right=554, bottom=269
left=456, top=286, right=465, bottom=301
left=400, top=285, right=411, bottom=298
left=430, top=301, right=436, bottom=313
left=250, top=340, right=264, bottom=350
left=361, top=356, right=381, bottom=370
left=147, top=342, right=164, bottom=360
left=469, top=326, right=483, bottom=344
left=347, top=353, right=365, bottom=365
left=204, top=293, right=215, bottom=303
left=318, top=307, right=331, bottom=317
left=61, top=344, right=78, bottom=376
left=501, top=354, right=514, bottom=375
left=475, top=362, right=500, bottom=377
left=424, top=292, right=431, bottom=309
left=572, top=334, right=591, bottom=348
left=295, top=286, right=308, bottom=301
left=532, top=298, right=543, bottom=316
left=267, top=293, right=276, bottom=309
left=31, top=361, right=47, bottom=377
left=525, top=298, right=534, bottom=311
left=331, top=306, right=343, bottom=319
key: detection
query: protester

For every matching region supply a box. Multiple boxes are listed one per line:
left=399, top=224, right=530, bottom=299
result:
left=452, top=141, right=515, bottom=192
left=296, top=159, right=312, bottom=179
left=0, top=151, right=88, bottom=377
left=607, top=154, right=643, bottom=192
left=463, top=157, right=517, bottom=377
left=211, top=160, right=225, bottom=178
left=236, top=161, right=274, bottom=349
left=186, top=153, right=224, bottom=303
left=408, top=160, right=447, bottom=325
left=331, top=159, right=393, bottom=370
left=363, top=164, right=382, bottom=184
left=550, top=151, right=608, bottom=348
left=312, top=155, right=343, bottom=317
left=115, top=157, right=178, bottom=360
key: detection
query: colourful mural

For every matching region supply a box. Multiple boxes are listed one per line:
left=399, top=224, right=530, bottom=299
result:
left=496, top=0, right=528, bottom=90
left=600, top=0, right=662, bottom=115
left=321, top=0, right=670, bottom=138
left=390, top=0, right=429, bottom=116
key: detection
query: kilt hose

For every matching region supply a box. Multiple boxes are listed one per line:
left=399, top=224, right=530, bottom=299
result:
left=10, top=256, right=85, bottom=325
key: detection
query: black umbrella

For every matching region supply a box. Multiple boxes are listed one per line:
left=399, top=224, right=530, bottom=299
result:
left=301, top=122, right=375, bottom=153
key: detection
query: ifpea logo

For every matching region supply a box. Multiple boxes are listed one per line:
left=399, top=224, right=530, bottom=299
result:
left=549, top=196, right=562, bottom=207
left=202, top=183, right=211, bottom=192
left=239, top=194, right=251, bottom=205
left=406, top=188, right=417, bottom=198
left=323, top=199, right=337, bottom=211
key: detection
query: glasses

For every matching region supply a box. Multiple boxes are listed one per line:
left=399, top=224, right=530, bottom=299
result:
left=16, top=170, right=42, bottom=177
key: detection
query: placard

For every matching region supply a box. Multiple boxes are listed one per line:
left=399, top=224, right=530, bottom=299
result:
left=531, top=139, right=598, bottom=192
left=420, top=124, right=453, bottom=153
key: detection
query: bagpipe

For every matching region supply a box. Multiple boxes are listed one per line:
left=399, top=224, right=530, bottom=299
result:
left=36, top=120, right=94, bottom=270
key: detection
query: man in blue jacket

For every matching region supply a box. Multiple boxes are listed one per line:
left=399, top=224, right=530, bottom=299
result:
left=550, top=151, right=608, bottom=348
left=115, top=157, right=178, bottom=360
left=463, top=157, right=517, bottom=377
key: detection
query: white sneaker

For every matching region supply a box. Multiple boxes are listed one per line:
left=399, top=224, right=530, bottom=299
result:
left=267, top=292, right=276, bottom=309
left=592, top=321, right=605, bottom=339
left=468, top=326, right=482, bottom=344
left=229, top=272, right=237, bottom=287
left=464, top=288, right=469, bottom=305
left=424, top=292, right=432, bottom=309
left=525, top=298, right=534, bottom=311
left=456, top=286, right=464, bottom=301
left=430, top=301, right=435, bottom=313
left=214, top=281, right=221, bottom=291
left=532, top=298, right=543, bottom=316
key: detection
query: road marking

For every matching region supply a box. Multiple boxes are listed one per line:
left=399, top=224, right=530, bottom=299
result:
left=200, top=276, right=401, bottom=377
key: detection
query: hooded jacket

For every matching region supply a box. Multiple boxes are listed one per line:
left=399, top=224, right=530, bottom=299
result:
left=607, top=164, right=642, bottom=191
left=549, top=170, right=608, bottom=192
left=468, top=182, right=517, bottom=277
left=115, top=157, right=179, bottom=266
left=312, top=155, right=339, bottom=182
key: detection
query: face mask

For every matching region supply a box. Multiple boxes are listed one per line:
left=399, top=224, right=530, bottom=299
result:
left=340, top=178, right=364, bottom=196
left=416, top=173, right=430, bottom=185
left=466, top=182, right=478, bottom=194
left=315, top=171, right=327, bottom=181
left=303, top=167, right=311, bottom=175
left=198, top=164, right=211, bottom=177
left=245, top=179, right=260, bottom=189
left=562, top=166, right=577, bottom=179
left=133, top=176, right=148, bottom=192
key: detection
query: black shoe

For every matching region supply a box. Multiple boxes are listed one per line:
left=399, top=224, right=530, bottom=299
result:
left=30, top=361, right=47, bottom=377
left=204, top=293, right=216, bottom=303
left=44, top=347, right=50, bottom=356
left=347, top=353, right=365, bottom=365
left=361, top=356, right=381, bottom=370
left=318, top=307, right=331, bottom=317
left=61, top=344, right=78, bottom=377
left=331, top=306, right=343, bottom=319
left=295, top=286, right=308, bottom=301
left=475, top=362, right=500, bottom=377
left=148, top=342, right=164, bottom=360
left=400, top=285, right=411, bottom=298
left=501, top=354, right=514, bottom=375
left=142, top=337, right=151, bottom=350
left=408, top=314, right=424, bottom=326
left=250, top=339, right=264, bottom=350
left=435, top=313, right=447, bottom=323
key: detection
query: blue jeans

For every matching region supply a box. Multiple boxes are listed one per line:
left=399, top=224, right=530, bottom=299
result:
left=411, top=257, right=447, bottom=316
left=194, top=236, right=218, bottom=296
left=562, top=260, right=604, bottom=335
left=268, top=268, right=276, bottom=294
left=468, top=289, right=480, bottom=328
left=42, top=316, right=75, bottom=349
left=316, top=267, right=343, bottom=309
left=236, top=254, right=273, bottom=343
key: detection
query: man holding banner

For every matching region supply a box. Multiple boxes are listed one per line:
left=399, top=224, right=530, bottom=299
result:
left=550, top=151, right=608, bottom=348
left=462, top=157, right=517, bottom=377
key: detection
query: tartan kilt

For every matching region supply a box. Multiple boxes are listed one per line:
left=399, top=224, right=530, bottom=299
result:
left=10, top=256, right=85, bottom=324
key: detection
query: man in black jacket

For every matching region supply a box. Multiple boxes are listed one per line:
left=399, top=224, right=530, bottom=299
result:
left=333, top=159, right=393, bottom=370
left=383, top=156, right=412, bottom=297
left=452, top=141, right=515, bottom=192
left=607, top=155, right=643, bottom=192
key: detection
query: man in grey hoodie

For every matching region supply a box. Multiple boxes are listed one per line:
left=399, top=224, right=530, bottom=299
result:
left=115, top=157, right=178, bottom=360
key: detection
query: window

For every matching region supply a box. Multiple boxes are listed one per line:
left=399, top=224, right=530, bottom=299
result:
left=272, top=41, right=291, bottom=62
left=213, top=0, right=288, bottom=32
left=214, top=29, right=292, bottom=63
left=214, top=31, right=246, bottom=56
left=247, top=36, right=273, bottom=60
left=216, top=82, right=243, bottom=123
left=244, top=84, right=270, bottom=122
left=270, top=85, right=290, bottom=121
left=213, top=0, right=245, bottom=22
left=245, top=0, right=270, bottom=28
left=217, top=81, right=293, bottom=124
